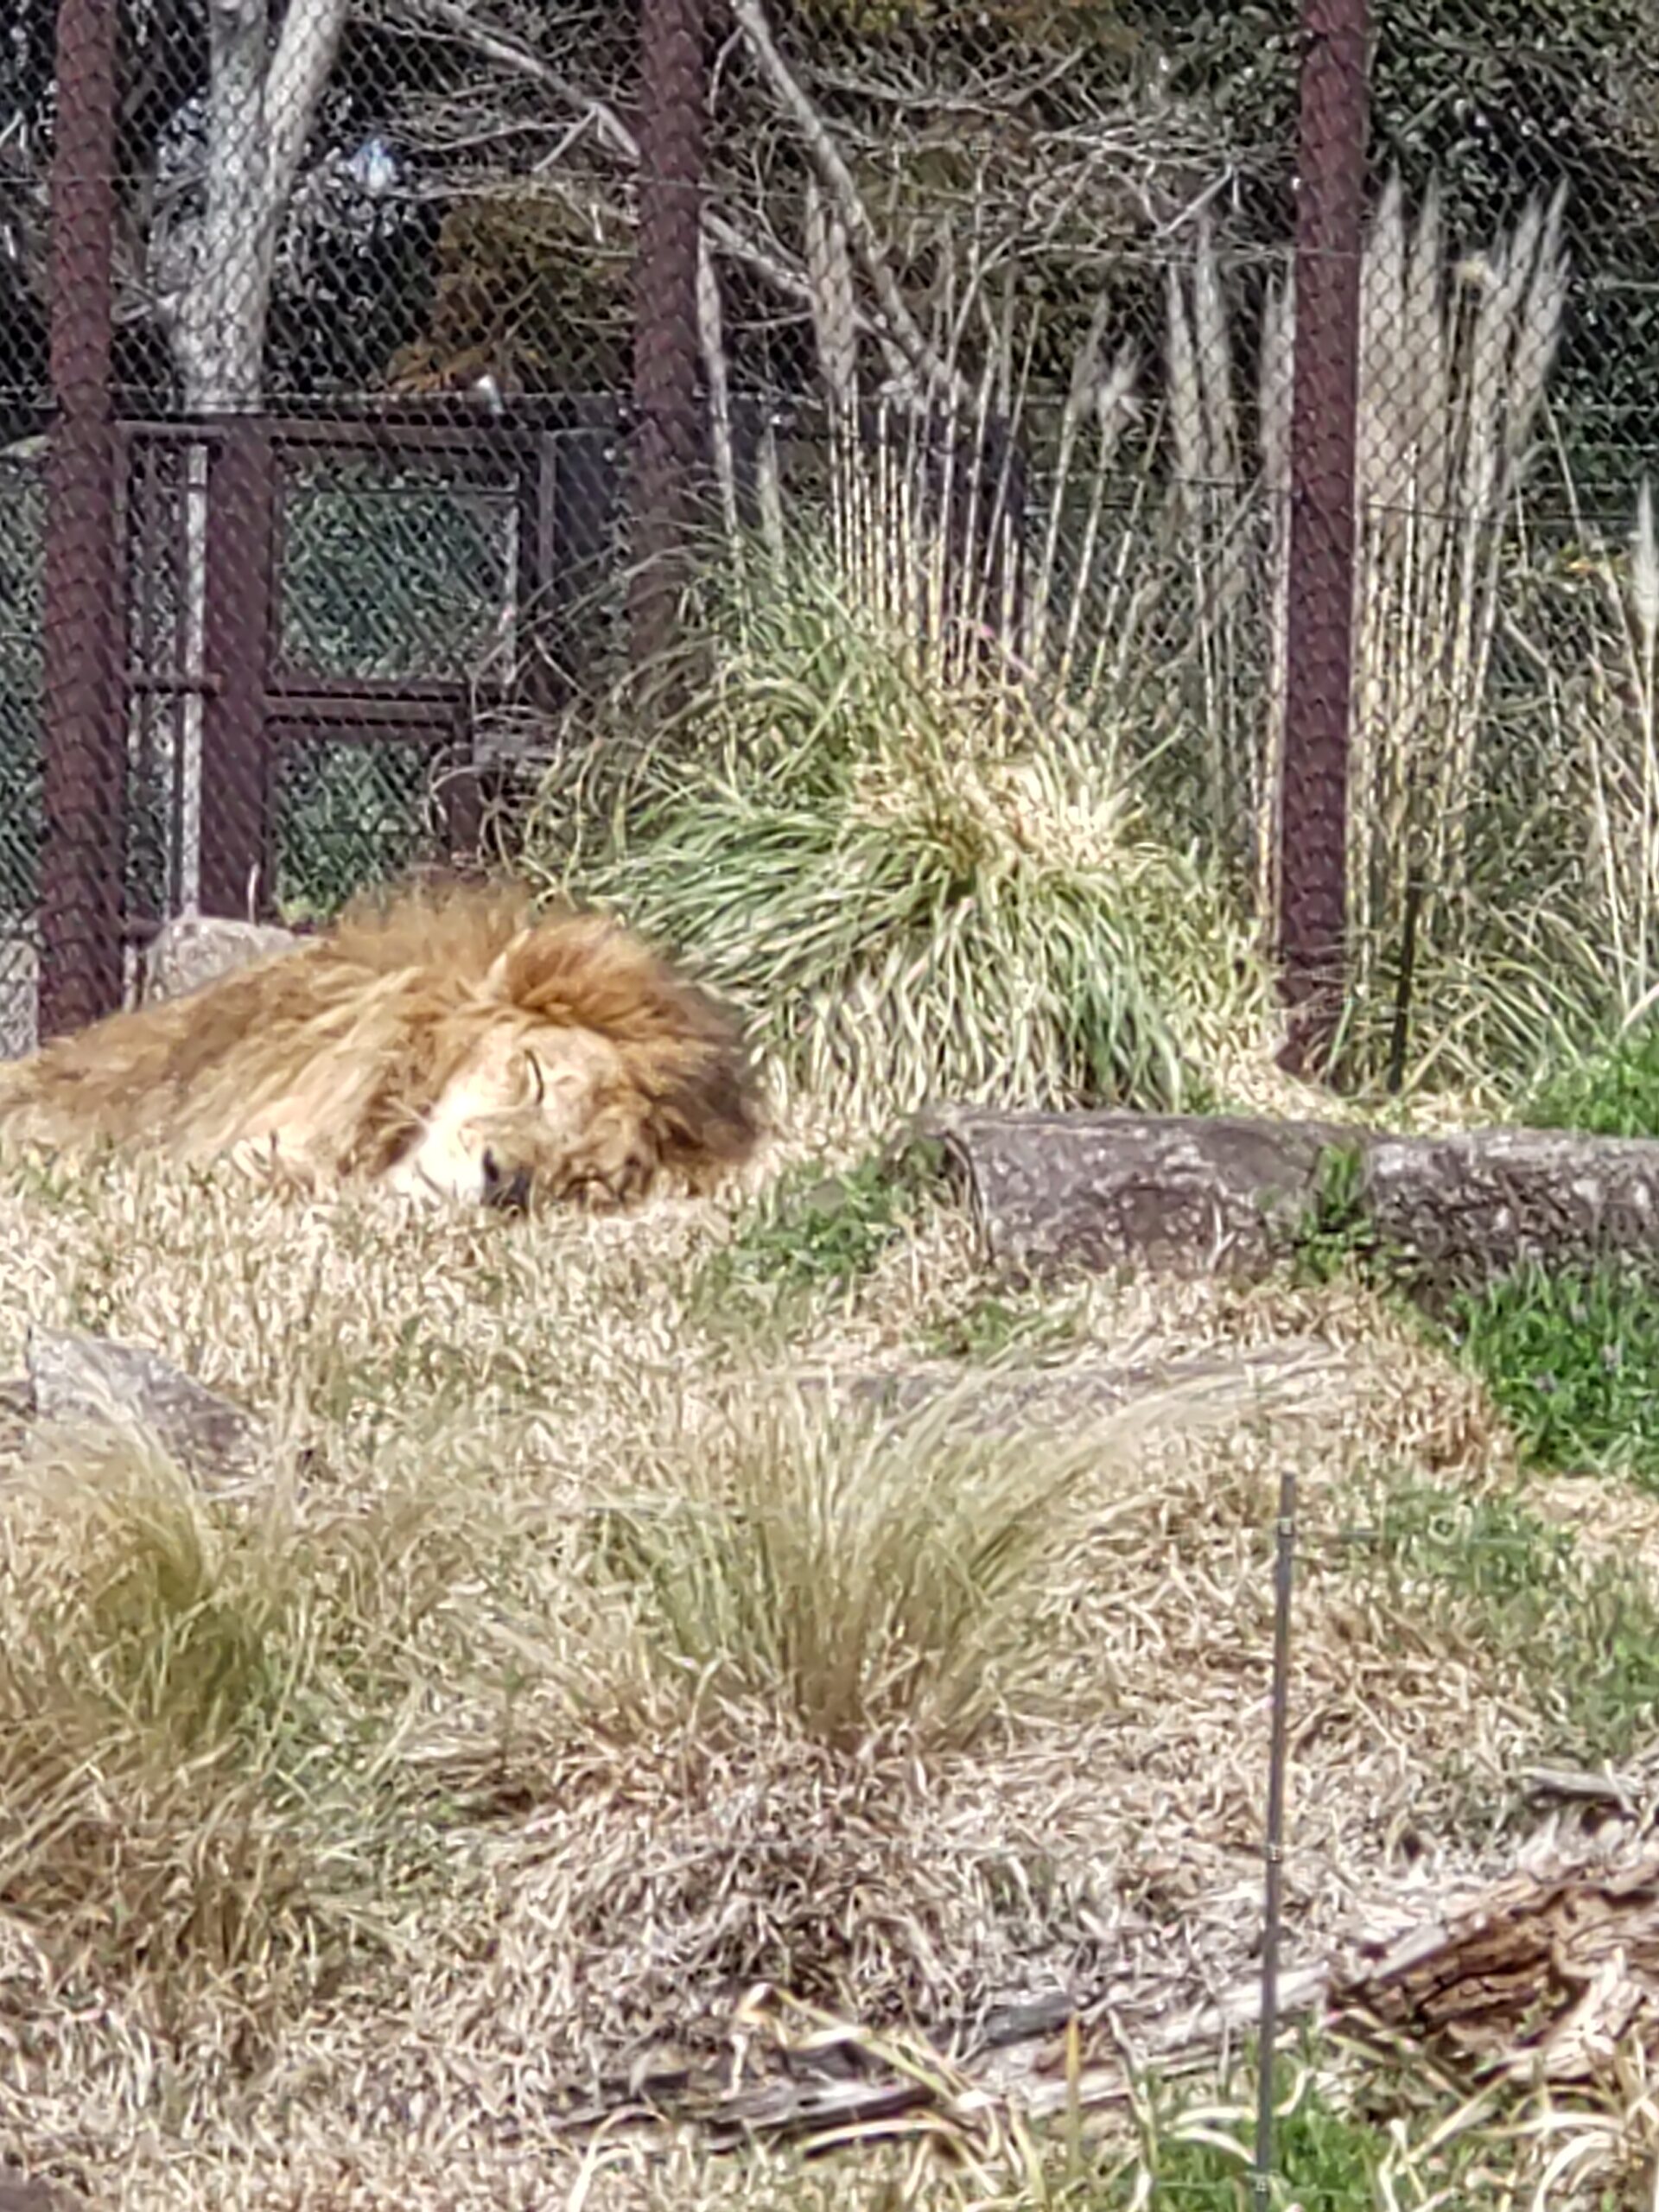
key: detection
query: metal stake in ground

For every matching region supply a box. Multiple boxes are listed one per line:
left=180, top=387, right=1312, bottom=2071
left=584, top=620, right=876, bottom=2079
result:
left=1253, top=1468, right=1298, bottom=2207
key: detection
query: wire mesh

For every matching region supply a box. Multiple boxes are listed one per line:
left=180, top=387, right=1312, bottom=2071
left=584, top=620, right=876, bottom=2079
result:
left=0, top=0, right=1656, bottom=1074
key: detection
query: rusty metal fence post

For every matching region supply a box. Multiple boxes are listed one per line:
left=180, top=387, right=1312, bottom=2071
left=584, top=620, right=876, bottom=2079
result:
left=630, top=0, right=709, bottom=706
left=199, top=420, right=276, bottom=918
left=1275, top=0, right=1371, bottom=1073
left=38, top=0, right=124, bottom=1039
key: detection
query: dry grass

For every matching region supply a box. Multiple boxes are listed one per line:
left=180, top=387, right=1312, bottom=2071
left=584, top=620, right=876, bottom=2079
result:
left=0, top=1123, right=1649, bottom=2207
left=1257, top=176, right=1572, bottom=1075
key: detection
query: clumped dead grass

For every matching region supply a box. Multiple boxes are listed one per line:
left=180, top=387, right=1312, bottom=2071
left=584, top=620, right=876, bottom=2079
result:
left=0, top=1123, right=1646, bottom=2207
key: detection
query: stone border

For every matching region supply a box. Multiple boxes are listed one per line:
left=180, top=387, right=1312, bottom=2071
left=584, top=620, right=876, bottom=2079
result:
left=907, top=1107, right=1659, bottom=1291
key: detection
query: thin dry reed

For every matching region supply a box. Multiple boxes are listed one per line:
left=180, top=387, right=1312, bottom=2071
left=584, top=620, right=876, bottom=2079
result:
left=1260, top=174, right=1569, bottom=1027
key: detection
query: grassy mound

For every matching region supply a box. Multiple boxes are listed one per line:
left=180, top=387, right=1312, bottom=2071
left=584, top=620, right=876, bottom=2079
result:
left=4, top=1141, right=1659, bottom=2203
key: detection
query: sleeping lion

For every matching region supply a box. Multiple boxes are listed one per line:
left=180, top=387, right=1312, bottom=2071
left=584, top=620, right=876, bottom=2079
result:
left=0, top=876, right=762, bottom=1211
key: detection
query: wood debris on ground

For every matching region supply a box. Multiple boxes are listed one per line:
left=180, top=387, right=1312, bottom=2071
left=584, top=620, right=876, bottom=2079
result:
left=539, top=1846, right=1659, bottom=2152
left=1330, top=1847, right=1659, bottom=2087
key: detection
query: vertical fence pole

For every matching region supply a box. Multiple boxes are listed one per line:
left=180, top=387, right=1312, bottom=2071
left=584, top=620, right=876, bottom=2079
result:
left=38, top=0, right=124, bottom=1039
left=630, top=0, right=708, bottom=705
left=1251, top=1468, right=1299, bottom=2206
left=198, top=421, right=275, bottom=918
left=1275, top=0, right=1370, bottom=1074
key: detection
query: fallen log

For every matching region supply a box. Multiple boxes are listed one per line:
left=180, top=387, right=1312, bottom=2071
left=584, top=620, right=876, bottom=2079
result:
left=909, top=1109, right=1659, bottom=1292
left=1331, top=1851, right=1659, bottom=2086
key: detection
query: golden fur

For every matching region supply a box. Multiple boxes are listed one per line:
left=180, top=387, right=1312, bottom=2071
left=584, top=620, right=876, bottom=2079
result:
left=0, top=878, right=762, bottom=1211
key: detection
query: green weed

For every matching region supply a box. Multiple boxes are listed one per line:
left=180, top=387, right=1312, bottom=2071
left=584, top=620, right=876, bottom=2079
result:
left=525, top=472, right=1268, bottom=1124
left=1347, top=1473, right=1659, bottom=1759
left=918, top=1288, right=1086, bottom=1363
left=1445, top=1260, right=1659, bottom=1487
left=1524, top=1024, right=1659, bottom=1137
left=695, top=1147, right=932, bottom=1332
left=1289, top=1143, right=1387, bottom=1288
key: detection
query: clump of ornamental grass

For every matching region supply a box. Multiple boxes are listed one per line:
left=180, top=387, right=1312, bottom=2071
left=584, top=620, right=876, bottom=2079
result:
left=526, top=191, right=1271, bottom=1123
left=528, top=518, right=1268, bottom=1125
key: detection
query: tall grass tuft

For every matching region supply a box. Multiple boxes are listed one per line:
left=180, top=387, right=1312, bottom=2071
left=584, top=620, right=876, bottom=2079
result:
left=533, top=174, right=1637, bottom=1108
left=0, top=1440, right=328, bottom=2016
left=1260, top=175, right=1569, bottom=1068
left=1527, top=472, right=1659, bottom=1031
left=536, top=555, right=1265, bottom=1119
left=528, top=223, right=1269, bottom=1124
left=592, top=1370, right=1222, bottom=1755
left=1165, top=217, right=1262, bottom=881
left=0, top=1427, right=550, bottom=2030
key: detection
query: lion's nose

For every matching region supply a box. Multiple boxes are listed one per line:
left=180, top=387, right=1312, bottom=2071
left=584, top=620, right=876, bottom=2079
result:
left=480, top=1150, right=532, bottom=1212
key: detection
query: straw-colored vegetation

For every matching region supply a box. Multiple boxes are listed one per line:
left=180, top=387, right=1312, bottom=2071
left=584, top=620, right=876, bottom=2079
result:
left=1235, top=169, right=1659, bottom=1091
left=527, top=397, right=1275, bottom=1127
left=3, top=1123, right=1659, bottom=2208
left=11, top=155, right=1659, bottom=2212
left=525, top=164, right=1659, bottom=1124
left=1173, top=169, right=1659, bottom=1094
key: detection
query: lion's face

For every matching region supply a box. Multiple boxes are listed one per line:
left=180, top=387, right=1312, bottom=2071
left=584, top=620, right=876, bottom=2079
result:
left=385, top=1022, right=656, bottom=1212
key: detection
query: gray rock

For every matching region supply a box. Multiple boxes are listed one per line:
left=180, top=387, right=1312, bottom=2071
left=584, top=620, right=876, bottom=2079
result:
left=912, top=1107, right=1659, bottom=1293
left=20, top=1325, right=259, bottom=1486
left=912, top=1109, right=1344, bottom=1281
left=143, top=913, right=296, bottom=1004
left=0, top=2177, right=87, bottom=2212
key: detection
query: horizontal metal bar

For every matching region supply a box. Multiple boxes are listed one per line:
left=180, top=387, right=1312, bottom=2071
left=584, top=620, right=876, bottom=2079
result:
left=266, top=710, right=476, bottom=746
left=123, top=669, right=222, bottom=696
left=265, top=673, right=501, bottom=707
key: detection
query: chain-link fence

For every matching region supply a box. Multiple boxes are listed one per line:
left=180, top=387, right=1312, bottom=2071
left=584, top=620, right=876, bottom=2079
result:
left=4, top=0, right=1659, bottom=1075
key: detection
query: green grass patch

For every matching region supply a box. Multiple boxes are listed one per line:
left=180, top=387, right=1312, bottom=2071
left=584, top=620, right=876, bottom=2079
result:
left=695, top=1147, right=933, bottom=1333
left=1273, top=1157, right=1659, bottom=1500
left=1288, top=1141, right=1394, bottom=1289
left=1444, top=1260, right=1659, bottom=1487
left=1113, top=2068, right=1391, bottom=2209
left=918, top=1287, right=1086, bottom=1363
left=1347, top=1473, right=1659, bottom=1760
left=1523, top=1024, right=1659, bottom=1137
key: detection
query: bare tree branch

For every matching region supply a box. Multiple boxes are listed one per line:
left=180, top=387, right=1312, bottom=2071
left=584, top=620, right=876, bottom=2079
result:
left=728, top=0, right=970, bottom=409
left=269, top=0, right=353, bottom=202
left=172, top=0, right=350, bottom=406
left=386, top=0, right=886, bottom=353
left=395, top=0, right=640, bottom=163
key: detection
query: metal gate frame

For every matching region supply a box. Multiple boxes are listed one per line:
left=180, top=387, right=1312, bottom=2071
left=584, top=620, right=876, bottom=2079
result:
left=110, top=398, right=621, bottom=958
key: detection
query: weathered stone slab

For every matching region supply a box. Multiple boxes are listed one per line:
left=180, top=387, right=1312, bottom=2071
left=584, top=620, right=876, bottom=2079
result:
left=143, top=914, right=297, bottom=1004
left=16, top=1325, right=259, bottom=1485
left=912, top=1109, right=1659, bottom=1290
left=0, top=2177, right=86, bottom=2212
